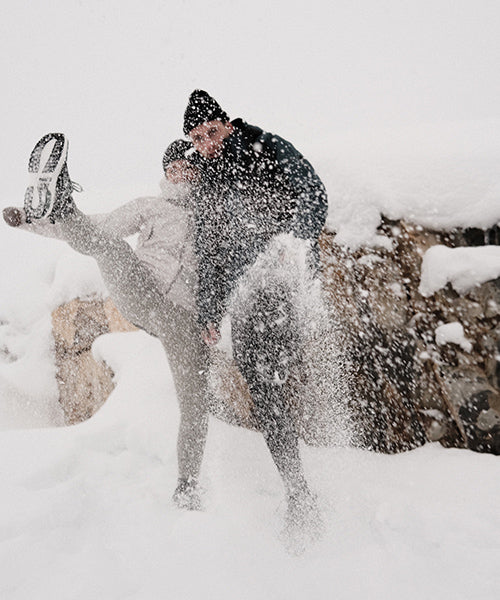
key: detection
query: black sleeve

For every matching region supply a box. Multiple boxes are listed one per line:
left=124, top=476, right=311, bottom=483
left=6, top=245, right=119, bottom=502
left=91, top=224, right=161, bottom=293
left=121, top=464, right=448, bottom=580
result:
left=194, top=198, right=229, bottom=328
left=260, top=133, right=328, bottom=242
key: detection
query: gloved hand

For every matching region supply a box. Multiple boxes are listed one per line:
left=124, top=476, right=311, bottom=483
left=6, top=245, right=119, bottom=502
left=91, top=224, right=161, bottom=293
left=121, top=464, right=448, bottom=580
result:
left=3, top=207, right=25, bottom=228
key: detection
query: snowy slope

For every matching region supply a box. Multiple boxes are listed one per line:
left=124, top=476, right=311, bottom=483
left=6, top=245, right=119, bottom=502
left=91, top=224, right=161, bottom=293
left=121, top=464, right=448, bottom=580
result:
left=1, top=328, right=499, bottom=600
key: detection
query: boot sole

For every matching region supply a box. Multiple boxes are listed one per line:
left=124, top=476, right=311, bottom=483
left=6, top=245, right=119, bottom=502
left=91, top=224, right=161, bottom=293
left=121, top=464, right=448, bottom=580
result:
left=24, top=133, right=68, bottom=220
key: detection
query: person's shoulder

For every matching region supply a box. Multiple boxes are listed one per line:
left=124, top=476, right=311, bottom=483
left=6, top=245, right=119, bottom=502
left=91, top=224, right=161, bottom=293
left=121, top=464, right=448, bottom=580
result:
left=159, top=179, right=193, bottom=203
left=228, top=119, right=274, bottom=159
left=248, top=129, right=301, bottom=165
left=261, top=130, right=306, bottom=165
left=231, top=118, right=264, bottom=145
left=230, top=119, right=304, bottom=163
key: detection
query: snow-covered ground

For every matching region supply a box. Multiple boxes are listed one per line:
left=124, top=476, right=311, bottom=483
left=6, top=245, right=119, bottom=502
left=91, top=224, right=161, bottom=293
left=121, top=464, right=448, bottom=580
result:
left=1, top=326, right=499, bottom=599
left=1, top=1, right=500, bottom=598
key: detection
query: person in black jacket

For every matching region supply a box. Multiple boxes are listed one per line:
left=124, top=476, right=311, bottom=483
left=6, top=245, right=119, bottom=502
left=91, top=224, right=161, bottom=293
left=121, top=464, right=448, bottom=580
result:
left=183, top=90, right=328, bottom=533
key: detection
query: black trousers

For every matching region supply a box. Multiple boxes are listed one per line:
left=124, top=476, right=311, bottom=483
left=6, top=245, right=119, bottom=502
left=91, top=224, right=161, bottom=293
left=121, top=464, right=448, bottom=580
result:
left=232, top=283, right=306, bottom=493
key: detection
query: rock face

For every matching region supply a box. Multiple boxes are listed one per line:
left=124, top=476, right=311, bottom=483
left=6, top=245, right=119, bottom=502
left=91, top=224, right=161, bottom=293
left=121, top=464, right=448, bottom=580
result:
left=320, top=220, right=500, bottom=455
left=51, top=297, right=136, bottom=424
left=52, top=221, right=500, bottom=455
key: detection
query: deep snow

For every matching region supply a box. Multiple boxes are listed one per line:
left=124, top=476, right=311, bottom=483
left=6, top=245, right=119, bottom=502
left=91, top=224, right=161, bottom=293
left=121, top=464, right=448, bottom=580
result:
left=1, top=330, right=499, bottom=599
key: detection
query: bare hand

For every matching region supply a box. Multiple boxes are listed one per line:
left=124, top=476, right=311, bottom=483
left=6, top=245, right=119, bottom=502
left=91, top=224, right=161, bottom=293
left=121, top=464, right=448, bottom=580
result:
left=202, top=323, right=220, bottom=346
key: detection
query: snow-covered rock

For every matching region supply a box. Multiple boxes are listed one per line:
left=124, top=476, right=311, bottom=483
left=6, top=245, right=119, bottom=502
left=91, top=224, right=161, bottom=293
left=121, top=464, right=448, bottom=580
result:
left=419, top=244, right=500, bottom=296
left=320, top=219, right=500, bottom=455
left=435, top=322, right=473, bottom=353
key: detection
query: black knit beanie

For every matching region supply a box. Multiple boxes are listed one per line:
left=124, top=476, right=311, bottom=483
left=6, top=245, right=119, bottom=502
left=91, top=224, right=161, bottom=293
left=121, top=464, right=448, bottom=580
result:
left=162, top=139, right=192, bottom=171
left=183, top=90, right=230, bottom=135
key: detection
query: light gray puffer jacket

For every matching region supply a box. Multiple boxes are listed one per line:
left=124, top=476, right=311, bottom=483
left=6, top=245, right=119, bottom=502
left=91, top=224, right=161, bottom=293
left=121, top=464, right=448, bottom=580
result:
left=20, top=180, right=198, bottom=313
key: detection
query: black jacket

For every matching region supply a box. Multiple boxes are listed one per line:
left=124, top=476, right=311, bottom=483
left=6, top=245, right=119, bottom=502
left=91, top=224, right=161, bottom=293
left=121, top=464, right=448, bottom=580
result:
left=193, top=119, right=327, bottom=327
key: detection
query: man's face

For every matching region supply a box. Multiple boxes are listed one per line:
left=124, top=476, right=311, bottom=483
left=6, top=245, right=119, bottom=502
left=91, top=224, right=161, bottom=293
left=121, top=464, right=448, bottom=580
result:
left=165, top=159, right=199, bottom=184
left=189, top=120, right=233, bottom=160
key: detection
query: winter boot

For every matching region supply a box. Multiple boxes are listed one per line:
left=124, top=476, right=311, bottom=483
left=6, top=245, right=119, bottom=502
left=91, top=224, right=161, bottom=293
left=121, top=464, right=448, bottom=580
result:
left=24, top=133, right=82, bottom=223
left=282, top=485, right=323, bottom=554
left=172, top=478, right=203, bottom=511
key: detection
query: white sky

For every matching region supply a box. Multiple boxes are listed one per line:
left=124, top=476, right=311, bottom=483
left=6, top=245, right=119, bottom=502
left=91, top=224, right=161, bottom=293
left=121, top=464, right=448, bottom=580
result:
left=1, top=0, right=499, bottom=201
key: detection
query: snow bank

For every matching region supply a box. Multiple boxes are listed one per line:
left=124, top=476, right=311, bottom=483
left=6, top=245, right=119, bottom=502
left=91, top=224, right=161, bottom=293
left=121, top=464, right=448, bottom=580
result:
left=0, top=226, right=108, bottom=430
left=322, top=119, right=500, bottom=248
left=435, top=322, right=472, bottom=353
left=48, top=252, right=108, bottom=308
left=419, top=244, right=500, bottom=296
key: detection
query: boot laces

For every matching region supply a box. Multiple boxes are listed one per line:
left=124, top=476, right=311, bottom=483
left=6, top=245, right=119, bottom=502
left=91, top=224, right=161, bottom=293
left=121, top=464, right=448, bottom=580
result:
left=71, top=181, right=83, bottom=193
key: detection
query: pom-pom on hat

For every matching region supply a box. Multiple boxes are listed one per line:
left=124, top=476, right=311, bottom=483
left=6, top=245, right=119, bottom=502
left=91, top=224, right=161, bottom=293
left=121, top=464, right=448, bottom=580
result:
left=183, top=90, right=230, bottom=135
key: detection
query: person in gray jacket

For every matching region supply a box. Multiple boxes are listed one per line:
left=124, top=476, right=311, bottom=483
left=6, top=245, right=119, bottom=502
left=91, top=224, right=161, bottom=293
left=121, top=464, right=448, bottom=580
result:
left=3, top=134, right=208, bottom=510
